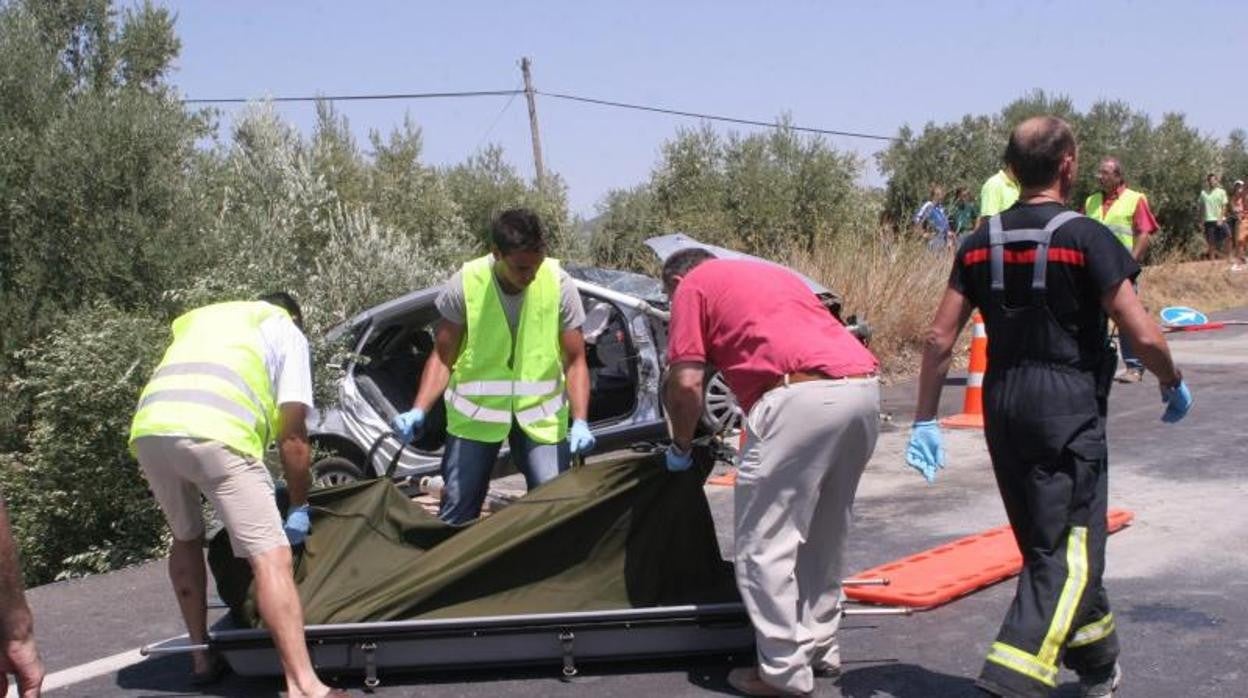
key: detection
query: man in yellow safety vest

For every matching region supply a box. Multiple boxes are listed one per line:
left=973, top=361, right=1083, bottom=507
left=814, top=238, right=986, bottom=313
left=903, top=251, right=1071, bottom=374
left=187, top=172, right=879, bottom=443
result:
left=390, top=208, right=594, bottom=525
left=1084, top=157, right=1160, bottom=383
left=130, top=292, right=349, bottom=697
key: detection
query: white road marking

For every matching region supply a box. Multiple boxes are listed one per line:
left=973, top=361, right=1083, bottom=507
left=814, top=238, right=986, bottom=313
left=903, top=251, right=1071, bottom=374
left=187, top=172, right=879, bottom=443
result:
left=6, top=646, right=147, bottom=697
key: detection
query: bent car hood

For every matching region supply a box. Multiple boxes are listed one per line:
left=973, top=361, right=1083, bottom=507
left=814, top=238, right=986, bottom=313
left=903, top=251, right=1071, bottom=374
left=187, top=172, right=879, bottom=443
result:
left=644, top=233, right=834, bottom=297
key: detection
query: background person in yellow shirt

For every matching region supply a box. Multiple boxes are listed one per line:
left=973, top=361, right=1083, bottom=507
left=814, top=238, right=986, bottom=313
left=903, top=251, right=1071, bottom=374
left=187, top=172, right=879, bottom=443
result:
left=1199, top=173, right=1229, bottom=260
left=978, top=167, right=1021, bottom=226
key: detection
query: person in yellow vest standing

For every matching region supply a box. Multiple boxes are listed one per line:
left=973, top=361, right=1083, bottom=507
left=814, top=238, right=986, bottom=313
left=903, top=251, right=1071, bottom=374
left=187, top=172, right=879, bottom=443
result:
left=1084, top=157, right=1160, bottom=384
left=129, top=293, right=349, bottom=697
left=390, top=208, right=594, bottom=525
left=978, top=166, right=1021, bottom=227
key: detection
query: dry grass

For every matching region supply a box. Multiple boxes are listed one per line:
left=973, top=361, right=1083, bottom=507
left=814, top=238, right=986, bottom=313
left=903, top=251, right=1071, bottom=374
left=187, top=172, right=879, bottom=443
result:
left=1138, top=258, right=1248, bottom=316
left=789, top=232, right=953, bottom=379
left=789, top=237, right=1248, bottom=379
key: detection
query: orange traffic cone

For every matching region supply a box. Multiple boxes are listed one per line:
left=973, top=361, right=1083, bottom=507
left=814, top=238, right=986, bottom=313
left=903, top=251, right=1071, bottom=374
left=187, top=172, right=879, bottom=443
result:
left=941, top=312, right=987, bottom=429
left=707, top=430, right=746, bottom=486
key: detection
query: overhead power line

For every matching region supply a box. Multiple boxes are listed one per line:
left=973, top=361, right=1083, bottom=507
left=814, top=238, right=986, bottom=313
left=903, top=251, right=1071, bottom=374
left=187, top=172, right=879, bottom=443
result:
left=180, top=89, right=523, bottom=105
left=537, top=90, right=898, bottom=142
left=475, top=85, right=523, bottom=150
left=178, top=87, right=898, bottom=142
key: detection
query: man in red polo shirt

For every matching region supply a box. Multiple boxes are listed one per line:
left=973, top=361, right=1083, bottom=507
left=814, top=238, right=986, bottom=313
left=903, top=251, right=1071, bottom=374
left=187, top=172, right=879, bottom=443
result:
left=661, top=249, right=879, bottom=696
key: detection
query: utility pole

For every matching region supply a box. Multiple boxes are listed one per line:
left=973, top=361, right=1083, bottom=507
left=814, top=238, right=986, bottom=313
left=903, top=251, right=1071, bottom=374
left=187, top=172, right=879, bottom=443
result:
left=520, top=56, right=546, bottom=192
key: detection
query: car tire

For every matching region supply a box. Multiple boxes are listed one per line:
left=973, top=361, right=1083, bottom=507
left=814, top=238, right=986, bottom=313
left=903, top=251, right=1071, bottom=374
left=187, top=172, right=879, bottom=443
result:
left=311, top=456, right=366, bottom=490
left=701, top=370, right=744, bottom=435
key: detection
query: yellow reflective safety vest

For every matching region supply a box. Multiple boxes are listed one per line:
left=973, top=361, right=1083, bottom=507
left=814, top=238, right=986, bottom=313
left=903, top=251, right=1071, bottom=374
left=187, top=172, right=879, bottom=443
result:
left=445, top=255, right=567, bottom=445
left=1085, top=188, right=1144, bottom=250
left=129, top=301, right=287, bottom=460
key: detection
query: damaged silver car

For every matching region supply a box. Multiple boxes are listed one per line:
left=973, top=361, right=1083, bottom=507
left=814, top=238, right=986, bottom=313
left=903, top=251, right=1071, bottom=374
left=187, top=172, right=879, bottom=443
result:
left=307, top=234, right=867, bottom=487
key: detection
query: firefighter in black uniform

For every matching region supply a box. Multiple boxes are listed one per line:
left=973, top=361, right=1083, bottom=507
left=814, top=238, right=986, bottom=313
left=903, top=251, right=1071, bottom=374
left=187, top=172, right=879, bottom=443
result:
left=905, top=116, right=1193, bottom=698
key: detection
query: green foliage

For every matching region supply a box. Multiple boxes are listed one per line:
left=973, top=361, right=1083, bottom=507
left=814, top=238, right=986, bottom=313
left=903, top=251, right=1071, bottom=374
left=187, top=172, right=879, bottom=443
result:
left=174, top=104, right=477, bottom=331
left=592, top=121, right=877, bottom=269
left=591, top=185, right=662, bottom=273
left=366, top=116, right=476, bottom=270
left=0, top=0, right=207, bottom=356
left=0, top=303, right=169, bottom=583
left=0, top=1, right=572, bottom=584
left=310, top=100, right=369, bottom=207
left=877, top=90, right=1220, bottom=257
left=875, top=115, right=1001, bottom=228
left=1123, top=113, right=1217, bottom=257
left=1222, top=130, right=1248, bottom=182
left=443, top=145, right=579, bottom=258
left=17, top=88, right=206, bottom=310
left=115, top=1, right=179, bottom=88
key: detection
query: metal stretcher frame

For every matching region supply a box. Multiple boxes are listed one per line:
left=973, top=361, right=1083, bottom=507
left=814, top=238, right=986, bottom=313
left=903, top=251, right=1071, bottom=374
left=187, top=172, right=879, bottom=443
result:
left=144, top=602, right=758, bottom=687
left=141, top=582, right=906, bottom=688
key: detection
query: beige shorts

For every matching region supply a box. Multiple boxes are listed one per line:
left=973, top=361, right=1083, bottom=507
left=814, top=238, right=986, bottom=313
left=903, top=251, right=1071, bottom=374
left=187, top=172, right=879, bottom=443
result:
left=134, top=436, right=287, bottom=558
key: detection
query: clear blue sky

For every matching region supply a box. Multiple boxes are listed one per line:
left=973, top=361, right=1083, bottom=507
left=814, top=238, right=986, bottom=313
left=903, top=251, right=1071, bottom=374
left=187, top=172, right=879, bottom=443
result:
left=156, top=0, right=1242, bottom=217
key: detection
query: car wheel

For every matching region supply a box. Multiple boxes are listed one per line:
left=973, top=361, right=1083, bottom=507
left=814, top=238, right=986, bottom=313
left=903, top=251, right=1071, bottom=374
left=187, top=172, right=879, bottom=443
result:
left=701, top=371, right=744, bottom=435
left=311, top=456, right=366, bottom=489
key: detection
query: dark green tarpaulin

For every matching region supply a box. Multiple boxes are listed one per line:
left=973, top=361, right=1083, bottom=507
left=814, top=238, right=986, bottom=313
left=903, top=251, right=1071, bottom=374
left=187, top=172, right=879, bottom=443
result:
left=210, top=451, right=740, bottom=626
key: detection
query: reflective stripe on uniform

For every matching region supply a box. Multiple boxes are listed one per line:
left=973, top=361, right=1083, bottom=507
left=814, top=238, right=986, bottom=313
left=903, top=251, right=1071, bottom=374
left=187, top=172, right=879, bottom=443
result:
left=984, top=525, right=1089, bottom=688
left=446, top=255, right=567, bottom=444
left=150, top=362, right=272, bottom=441
left=455, top=379, right=559, bottom=397
left=444, top=389, right=513, bottom=424
left=1041, top=526, right=1090, bottom=664
left=152, top=362, right=266, bottom=408
left=986, top=642, right=1059, bottom=687
left=1068, top=612, right=1115, bottom=649
left=138, top=389, right=259, bottom=425
left=514, top=393, right=566, bottom=426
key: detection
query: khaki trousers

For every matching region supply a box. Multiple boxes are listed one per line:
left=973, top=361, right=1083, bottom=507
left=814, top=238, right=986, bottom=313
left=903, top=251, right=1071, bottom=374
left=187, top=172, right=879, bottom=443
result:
left=735, top=377, right=879, bottom=694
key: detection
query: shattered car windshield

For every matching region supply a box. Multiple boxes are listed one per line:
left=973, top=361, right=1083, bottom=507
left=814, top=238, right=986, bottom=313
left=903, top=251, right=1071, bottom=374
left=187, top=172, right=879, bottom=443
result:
left=566, top=265, right=666, bottom=303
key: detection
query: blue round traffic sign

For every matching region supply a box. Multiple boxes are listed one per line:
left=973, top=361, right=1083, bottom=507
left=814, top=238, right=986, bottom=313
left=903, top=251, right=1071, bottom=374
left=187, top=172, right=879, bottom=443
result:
left=1159, top=306, right=1208, bottom=327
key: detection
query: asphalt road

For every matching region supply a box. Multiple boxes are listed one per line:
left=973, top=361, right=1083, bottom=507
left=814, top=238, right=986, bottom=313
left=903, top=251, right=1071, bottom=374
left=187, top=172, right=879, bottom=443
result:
left=19, top=308, right=1248, bottom=697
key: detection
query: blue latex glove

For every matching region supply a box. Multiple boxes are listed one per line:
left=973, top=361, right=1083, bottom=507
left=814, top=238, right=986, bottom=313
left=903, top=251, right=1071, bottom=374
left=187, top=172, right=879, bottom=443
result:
left=665, top=444, right=694, bottom=472
left=390, top=408, right=425, bottom=445
left=283, top=505, right=310, bottom=546
left=905, top=420, right=946, bottom=483
left=568, top=419, right=596, bottom=455
left=1161, top=380, right=1193, bottom=423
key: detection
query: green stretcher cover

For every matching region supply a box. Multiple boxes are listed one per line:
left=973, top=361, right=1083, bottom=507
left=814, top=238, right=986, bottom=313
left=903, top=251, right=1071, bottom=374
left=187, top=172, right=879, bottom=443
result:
left=209, top=451, right=740, bottom=626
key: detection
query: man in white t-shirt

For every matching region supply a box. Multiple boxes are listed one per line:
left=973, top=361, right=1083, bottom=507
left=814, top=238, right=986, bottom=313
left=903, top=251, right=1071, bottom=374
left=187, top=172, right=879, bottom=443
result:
left=129, top=293, right=349, bottom=697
